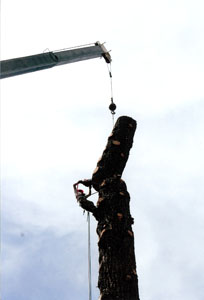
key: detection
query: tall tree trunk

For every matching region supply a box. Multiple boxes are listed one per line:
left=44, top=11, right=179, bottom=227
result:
left=76, top=116, right=140, bottom=300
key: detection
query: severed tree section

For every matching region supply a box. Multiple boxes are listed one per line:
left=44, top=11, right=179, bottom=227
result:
left=77, top=116, right=140, bottom=300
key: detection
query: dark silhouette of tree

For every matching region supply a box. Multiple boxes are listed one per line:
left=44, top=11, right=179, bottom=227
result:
left=75, top=116, right=140, bottom=300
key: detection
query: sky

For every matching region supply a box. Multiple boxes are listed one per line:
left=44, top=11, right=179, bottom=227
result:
left=1, top=0, right=204, bottom=299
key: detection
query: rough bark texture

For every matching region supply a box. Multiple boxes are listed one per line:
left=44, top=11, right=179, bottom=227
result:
left=92, top=116, right=136, bottom=192
left=78, top=116, right=140, bottom=300
left=95, top=177, right=140, bottom=300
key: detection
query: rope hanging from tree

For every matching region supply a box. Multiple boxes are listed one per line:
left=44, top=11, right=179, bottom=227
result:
left=73, top=181, right=98, bottom=300
left=87, top=212, right=92, bottom=300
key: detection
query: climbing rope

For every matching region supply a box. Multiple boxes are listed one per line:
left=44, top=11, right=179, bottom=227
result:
left=107, top=62, right=117, bottom=127
left=87, top=212, right=92, bottom=300
left=86, top=190, right=98, bottom=300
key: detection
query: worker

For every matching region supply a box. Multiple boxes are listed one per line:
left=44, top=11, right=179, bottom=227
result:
left=73, top=179, right=92, bottom=204
left=73, top=179, right=98, bottom=216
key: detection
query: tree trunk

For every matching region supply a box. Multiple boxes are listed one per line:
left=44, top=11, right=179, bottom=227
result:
left=77, top=116, right=140, bottom=300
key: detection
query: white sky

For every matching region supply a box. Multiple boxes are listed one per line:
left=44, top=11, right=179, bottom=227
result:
left=1, top=0, right=204, bottom=299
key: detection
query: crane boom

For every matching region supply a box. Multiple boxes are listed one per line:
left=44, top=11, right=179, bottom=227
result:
left=0, top=42, right=111, bottom=79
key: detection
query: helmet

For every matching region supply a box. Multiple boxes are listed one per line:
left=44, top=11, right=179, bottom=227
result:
left=77, top=189, right=84, bottom=194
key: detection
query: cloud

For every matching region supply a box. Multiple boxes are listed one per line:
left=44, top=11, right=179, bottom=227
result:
left=1, top=0, right=204, bottom=299
left=2, top=224, right=99, bottom=300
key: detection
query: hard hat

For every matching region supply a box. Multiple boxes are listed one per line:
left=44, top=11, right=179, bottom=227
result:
left=77, top=189, right=84, bottom=194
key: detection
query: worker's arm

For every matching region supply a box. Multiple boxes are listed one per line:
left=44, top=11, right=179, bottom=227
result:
left=73, top=179, right=92, bottom=197
left=77, top=179, right=92, bottom=187
left=73, top=179, right=99, bottom=219
left=73, top=182, right=78, bottom=196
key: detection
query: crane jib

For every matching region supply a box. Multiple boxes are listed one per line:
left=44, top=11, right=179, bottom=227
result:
left=0, top=52, right=58, bottom=79
left=0, top=43, right=111, bottom=79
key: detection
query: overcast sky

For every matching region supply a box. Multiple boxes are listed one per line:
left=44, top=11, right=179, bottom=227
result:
left=1, top=0, right=204, bottom=299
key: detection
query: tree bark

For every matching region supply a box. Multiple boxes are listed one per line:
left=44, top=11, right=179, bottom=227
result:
left=77, top=116, right=140, bottom=300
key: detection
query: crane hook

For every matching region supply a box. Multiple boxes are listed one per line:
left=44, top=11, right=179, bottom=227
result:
left=109, top=98, right=116, bottom=115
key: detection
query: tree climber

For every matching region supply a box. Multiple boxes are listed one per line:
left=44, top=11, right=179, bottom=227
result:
left=73, top=179, right=98, bottom=218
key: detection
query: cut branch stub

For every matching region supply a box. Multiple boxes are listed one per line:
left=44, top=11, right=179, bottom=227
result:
left=92, top=116, right=137, bottom=191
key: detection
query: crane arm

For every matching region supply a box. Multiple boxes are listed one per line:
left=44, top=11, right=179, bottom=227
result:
left=0, top=42, right=111, bottom=79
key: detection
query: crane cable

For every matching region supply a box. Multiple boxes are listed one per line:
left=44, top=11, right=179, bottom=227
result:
left=107, top=62, right=116, bottom=127
left=78, top=57, right=115, bottom=300
left=86, top=62, right=115, bottom=299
